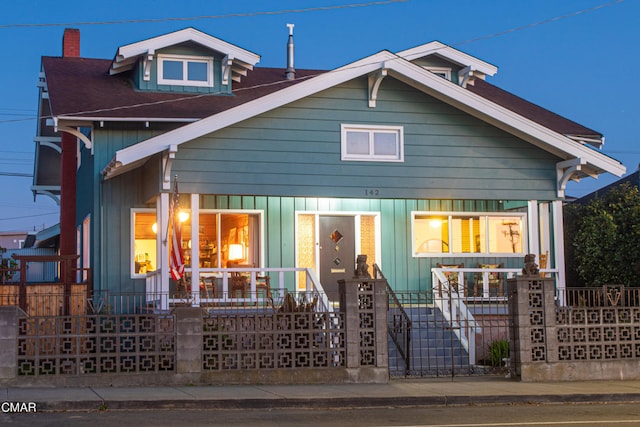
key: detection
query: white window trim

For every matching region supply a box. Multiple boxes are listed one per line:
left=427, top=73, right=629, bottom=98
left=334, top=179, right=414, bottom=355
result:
left=82, top=214, right=90, bottom=281
left=131, top=208, right=156, bottom=279
left=341, top=124, right=404, bottom=162
left=157, top=54, right=214, bottom=87
left=194, top=209, right=265, bottom=271
left=424, top=66, right=452, bottom=80
left=294, top=210, right=381, bottom=291
left=411, top=211, right=528, bottom=258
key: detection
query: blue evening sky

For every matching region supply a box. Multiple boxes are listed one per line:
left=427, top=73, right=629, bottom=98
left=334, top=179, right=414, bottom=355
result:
left=0, top=0, right=637, bottom=232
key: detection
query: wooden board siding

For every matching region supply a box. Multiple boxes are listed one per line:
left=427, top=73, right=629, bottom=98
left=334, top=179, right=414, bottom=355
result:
left=198, top=195, right=521, bottom=292
left=173, top=76, right=560, bottom=201
left=82, top=126, right=179, bottom=296
left=90, top=75, right=561, bottom=294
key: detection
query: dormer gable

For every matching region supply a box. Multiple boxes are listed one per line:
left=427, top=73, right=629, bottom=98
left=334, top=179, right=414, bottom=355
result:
left=397, top=41, right=497, bottom=87
left=109, top=27, right=260, bottom=94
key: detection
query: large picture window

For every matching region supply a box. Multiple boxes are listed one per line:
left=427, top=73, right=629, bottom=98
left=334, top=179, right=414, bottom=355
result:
left=181, top=211, right=261, bottom=269
left=341, top=124, right=403, bottom=162
left=157, top=54, right=213, bottom=87
left=412, top=212, right=525, bottom=256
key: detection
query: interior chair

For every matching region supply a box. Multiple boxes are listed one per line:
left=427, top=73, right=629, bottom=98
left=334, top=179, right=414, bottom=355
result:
left=474, top=263, right=504, bottom=298
left=227, top=262, right=249, bottom=299
left=202, top=276, right=216, bottom=301
left=436, top=263, right=465, bottom=296
left=255, top=275, right=272, bottom=300
left=539, top=251, right=549, bottom=277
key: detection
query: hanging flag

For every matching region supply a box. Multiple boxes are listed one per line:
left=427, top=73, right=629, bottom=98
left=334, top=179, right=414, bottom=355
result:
left=169, top=175, right=185, bottom=281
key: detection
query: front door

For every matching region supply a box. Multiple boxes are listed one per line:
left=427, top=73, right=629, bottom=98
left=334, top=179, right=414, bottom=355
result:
left=319, top=215, right=355, bottom=301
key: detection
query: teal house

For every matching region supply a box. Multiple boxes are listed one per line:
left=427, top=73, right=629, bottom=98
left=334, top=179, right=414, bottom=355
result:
left=33, top=27, right=624, bottom=305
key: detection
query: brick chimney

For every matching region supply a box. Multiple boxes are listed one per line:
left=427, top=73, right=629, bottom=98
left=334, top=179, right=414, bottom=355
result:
left=62, top=28, right=80, bottom=57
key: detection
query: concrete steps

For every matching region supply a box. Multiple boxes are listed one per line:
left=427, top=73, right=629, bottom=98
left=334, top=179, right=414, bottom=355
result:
left=388, top=306, right=471, bottom=377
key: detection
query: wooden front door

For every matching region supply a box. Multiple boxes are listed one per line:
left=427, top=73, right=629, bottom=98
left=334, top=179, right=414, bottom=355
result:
left=319, top=215, right=355, bottom=301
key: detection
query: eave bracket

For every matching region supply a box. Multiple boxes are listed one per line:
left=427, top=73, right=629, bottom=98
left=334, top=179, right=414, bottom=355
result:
left=56, top=125, right=93, bottom=151
left=368, top=68, right=388, bottom=108
left=162, top=145, right=178, bottom=190
left=557, top=158, right=587, bottom=198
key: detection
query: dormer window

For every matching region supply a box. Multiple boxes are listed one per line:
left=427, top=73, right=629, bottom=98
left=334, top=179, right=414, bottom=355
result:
left=425, top=67, right=451, bottom=80
left=157, top=54, right=213, bottom=87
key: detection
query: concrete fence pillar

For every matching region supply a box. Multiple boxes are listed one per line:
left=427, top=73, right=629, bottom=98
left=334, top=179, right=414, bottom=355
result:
left=174, top=307, right=203, bottom=375
left=338, top=277, right=388, bottom=382
left=508, top=276, right=556, bottom=380
left=0, top=306, right=25, bottom=381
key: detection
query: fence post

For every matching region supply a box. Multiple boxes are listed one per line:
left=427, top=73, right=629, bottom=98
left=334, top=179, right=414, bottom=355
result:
left=508, top=275, right=556, bottom=381
left=0, top=306, right=24, bottom=381
left=174, top=307, right=203, bottom=378
left=339, top=274, right=389, bottom=383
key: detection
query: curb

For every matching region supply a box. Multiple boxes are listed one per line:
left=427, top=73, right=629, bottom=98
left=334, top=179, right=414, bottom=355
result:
left=36, top=393, right=640, bottom=412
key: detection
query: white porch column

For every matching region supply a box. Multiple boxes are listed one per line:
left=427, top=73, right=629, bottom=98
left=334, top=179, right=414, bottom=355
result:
left=527, top=200, right=540, bottom=256
left=159, top=192, right=170, bottom=310
left=190, top=194, right=200, bottom=305
left=538, top=202, right=551, bottom=259
left=552, top=200, right=566, bottom=305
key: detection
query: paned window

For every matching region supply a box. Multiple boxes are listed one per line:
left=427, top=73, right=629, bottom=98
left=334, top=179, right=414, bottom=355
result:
left=412, top=212, right=525, bottom=256
left=341, top=124, right=403, bottom=162
left=131, top=209, right=157, bottom=277
left=157, top=54, right=213, bottom=87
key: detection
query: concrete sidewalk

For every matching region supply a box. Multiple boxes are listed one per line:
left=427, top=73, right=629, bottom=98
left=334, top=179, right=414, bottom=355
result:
left=4, top=377, right=640, bottom=412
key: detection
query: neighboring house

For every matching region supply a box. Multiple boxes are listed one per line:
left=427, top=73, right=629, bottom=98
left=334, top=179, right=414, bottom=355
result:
left=32, top=27, right=624, bottom=301
left=572, top=168, right=639, bottom=206
left=0, top=231, right=29, bottom=250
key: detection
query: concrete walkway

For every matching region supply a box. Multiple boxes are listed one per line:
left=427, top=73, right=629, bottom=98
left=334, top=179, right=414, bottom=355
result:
left=3, top=377, right=640, bottom=412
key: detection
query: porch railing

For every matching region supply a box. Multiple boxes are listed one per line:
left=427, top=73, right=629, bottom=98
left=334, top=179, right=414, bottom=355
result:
left=145, top=267, right=332, bottom=312
left=431, top=267, right=481, bottom=365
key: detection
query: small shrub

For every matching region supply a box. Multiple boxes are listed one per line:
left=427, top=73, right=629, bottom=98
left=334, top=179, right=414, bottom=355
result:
left=488, top=339, right=509, bottom=367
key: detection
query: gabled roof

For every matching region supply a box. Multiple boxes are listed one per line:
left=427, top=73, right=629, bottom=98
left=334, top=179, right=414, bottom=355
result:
left=468, top=79, right=604, bottom=147
left=42, top=56, right=322, bottom=121
left=109, top=27, right=260, bottom=83
left=397, top=41, right=498, bottom=78
left=102, top=49, right=625, bottom=188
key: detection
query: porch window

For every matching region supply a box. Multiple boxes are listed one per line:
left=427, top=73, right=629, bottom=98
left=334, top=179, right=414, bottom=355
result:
left=157, top=54, right=213, bottom=87
left=131, top=209, right=157, bottom=277
left=341, top=124, right=403, bottom=162
left=412, top=212, right=525, bottom=256
left=184, top=211, right=261, bottom=269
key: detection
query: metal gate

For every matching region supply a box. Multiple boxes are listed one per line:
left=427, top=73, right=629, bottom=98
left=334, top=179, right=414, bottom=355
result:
left=388, top=291, right=511, bottom=378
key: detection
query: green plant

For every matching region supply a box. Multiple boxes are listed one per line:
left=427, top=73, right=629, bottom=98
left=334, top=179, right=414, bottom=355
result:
left=488, top=339, right=509, bottom=367
left=1, top=255, right=18, bottom=283
left=565, top=183, right=640, bottom=287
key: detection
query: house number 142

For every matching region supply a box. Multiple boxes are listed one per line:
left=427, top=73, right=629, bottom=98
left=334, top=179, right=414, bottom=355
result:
left=364, top=189, right=379, bottom=196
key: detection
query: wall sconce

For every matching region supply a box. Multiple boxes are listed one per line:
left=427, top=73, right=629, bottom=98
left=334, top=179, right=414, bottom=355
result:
left=178, top=210, right=190, bottom=223
left=228, top=244, right=243, bottom=261
left=151, top=223, right=158, bottom=234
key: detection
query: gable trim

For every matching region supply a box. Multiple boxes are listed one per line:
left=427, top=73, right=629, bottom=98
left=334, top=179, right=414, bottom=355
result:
left=109, top=28, right=260, bottom=82
left=397, top=41, right=498, bottom=78
left=102, top=50, right=624, bottom=183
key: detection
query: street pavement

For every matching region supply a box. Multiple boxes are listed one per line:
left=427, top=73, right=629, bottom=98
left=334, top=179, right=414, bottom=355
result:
left=3, top=376, right=640, bottom=412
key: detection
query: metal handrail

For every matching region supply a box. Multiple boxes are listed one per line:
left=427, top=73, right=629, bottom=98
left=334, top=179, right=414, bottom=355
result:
left=375, top=264, right=412, bottom=376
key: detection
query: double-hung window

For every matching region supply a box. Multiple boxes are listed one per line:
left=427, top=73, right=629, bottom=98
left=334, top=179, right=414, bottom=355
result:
left=158, top=54, right=213, bottom=87
left=412, top=212, right=526, bottom=256
left=341, top=124, right=403, bottom=162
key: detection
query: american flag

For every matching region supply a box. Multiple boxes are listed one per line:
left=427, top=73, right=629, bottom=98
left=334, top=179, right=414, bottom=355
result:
left=169, top=176, right=185, bottom=281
